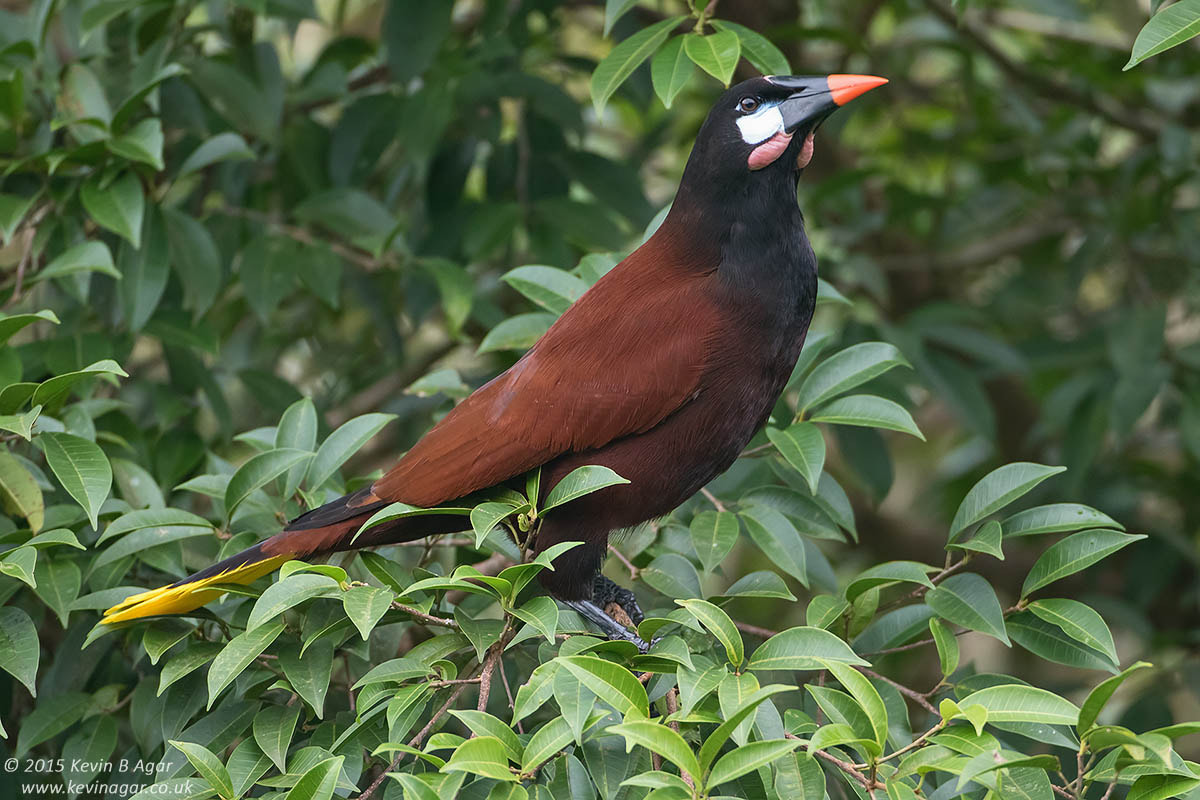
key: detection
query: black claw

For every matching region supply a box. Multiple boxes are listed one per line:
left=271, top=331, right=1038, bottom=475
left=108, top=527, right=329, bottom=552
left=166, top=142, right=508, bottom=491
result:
left=592, top=574, right=645, bottom=626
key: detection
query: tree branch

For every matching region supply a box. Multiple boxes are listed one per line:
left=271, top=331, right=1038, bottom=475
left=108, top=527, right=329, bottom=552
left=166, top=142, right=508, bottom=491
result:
left=922, top=0, right=1160, bottom=138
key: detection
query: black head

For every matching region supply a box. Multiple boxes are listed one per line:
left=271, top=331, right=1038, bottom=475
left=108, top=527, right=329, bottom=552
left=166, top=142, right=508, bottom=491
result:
left=675, top=74, right=887, bottom=202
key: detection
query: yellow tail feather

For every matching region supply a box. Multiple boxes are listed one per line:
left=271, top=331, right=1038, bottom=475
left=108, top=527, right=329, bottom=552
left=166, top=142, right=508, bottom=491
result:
left=101, top=555, right=291, bottom=624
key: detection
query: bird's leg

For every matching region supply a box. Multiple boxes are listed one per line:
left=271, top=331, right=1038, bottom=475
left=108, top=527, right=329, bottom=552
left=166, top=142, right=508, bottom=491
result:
left=561, top=574, right=648, bottom=651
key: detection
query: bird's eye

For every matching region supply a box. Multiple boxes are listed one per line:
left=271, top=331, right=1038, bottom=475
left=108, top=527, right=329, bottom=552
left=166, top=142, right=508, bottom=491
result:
left=738, top=97, right=760, bottom=114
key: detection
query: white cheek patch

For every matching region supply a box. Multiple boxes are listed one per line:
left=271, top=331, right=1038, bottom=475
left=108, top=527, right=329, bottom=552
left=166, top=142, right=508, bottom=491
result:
left=735, top=104, right=784, bottom=144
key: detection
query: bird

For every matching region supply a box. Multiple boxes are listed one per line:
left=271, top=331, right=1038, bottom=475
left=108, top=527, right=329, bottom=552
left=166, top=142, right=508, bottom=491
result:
left=103, top=74, right=888, bottom=646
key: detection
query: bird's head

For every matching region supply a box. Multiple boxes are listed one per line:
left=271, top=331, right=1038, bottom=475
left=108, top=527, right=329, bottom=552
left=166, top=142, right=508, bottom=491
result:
left=680, top=74, right=887, bottom=190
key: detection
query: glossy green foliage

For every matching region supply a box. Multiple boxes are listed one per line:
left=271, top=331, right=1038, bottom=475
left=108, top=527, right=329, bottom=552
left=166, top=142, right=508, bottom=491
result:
left=0, top=2, right=1198, bottom=799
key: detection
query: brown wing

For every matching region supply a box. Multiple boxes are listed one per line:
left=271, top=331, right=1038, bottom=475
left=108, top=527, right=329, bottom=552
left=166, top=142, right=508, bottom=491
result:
left=373, top=250, right=722, bottom=507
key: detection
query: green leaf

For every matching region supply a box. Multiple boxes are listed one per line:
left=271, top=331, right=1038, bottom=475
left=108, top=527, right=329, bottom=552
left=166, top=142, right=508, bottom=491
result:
left=957, top=685, right=1079, bottom=726
left=1125, top=0, right=1200, bottom=69
left=343, top=585, right=393, bottom=640
left=748, top=626, right=869, bottom=671
left=797, top=342, right=909, bottom=414
left=510, top=595, right=559, bottom=643
left=305, top=412, right=396, bottom=490
left=164, top=209, right=221, bottom=315
left=352, top=657, right=430, bottom=689
left=280, top=640, right=334, bottom=717
left=1001, top=503, right=1123, bottom=538
left=501, top=265, right=588, bottom=315
left=739, top=503, right=808, bottom=586
left=682, top=30, right=741, bottom=87
left=1028, top=599, right=1118, bottom=666
left=100, top=508, right=212, bottom=544
left=0, top=607, right=39, bottom=696
left=1126, top=775, right=1200, bottom=800
left=767, top=422, right=826, bottom=493
left=34, top=241, right=120, bottom=282
left=604, top=0, right=640, bottom=35
left=207, top=622, right=285, bottom=708
left=284, top=756, right=344, bottom=800
left=225, top=448, right=313, bottom=517
left=558, top=671, right=603, bottom=749
left=0, top=309, right=59, bottom=346
left=949, top=462, right=1067, bottom=542
left=543, top=465, right=630, bottom=511
left=690, top=510, right=739, bottom=573
left=0, top=193, right=37, bottom=245
left=710, top=20, right=790, bottom=76
left=591, top=16, right=686, bottom=112
left=651, top=36, right=693, bottom=108
left=810, top=394, right=925, bottom=440
left=383, top=0, right=452, bottom=83
left=170, top=740, right=234, bottom=800
left=558, top=655, right=649, bottom=719
left=14, top=691, right=89, bottom=756
left=179, top=132, right=255, bottom=176
left=81, top=173, right=144, bottom=248
left=642, top=552, right=702, bottom=598
left=930, top=618, right=960, bottom=677
left=107, top=118, right=165, bottom=169
left=846, top=561, right=936, bottom=601
left=449, top=710, right=523, bottom=764
left=471, top=501, right=521, bottom=549
left=520, top=716, right=572, bottom=773
left=951, top=519, right=1005, bottom=559
left=246, top=573, right=339, bottom=632
left=820, top=659, right=889, bottom=752
left=158, top=643, right=221, bottom=696
left=608, top=720, right=701, bottom=784
left=1021, top=529, right=1146, bottom=598
left=39, top=432, right=112, bottom=528
left=678, top=598, right=743, bottom=667
left=275, top=397, right=318, bottom=498
left=0, top=545, right=36, bottom=587
left=32, top=359, right=127, bottom=410
left=478, top=312, right=556, bottom=354
left=119, top=206, right=169, bottom=331
left=34, top=556, right=80, bottom=626
left=443, top=736, right=517, bottom=782
left=0, top=451, right=45, bottom=531
left=1007, top=612, right=1117, bottom=673
left=708, top=739, right=801, bottom=789
left=926, top=573, right=1010, bottom=645
left=806, top=594, right=849, bottom=629
left=1078, top=661, right=1153, bottom=732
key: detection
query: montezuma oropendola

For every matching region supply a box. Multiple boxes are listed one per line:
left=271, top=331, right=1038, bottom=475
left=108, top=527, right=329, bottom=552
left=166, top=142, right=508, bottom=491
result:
left=103, top=74, right=888, bottom=646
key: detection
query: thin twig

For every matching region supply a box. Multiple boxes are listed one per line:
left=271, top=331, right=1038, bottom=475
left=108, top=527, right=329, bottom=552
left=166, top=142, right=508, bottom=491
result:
left=859, top=667, right=938, bottom=714
left=477, top=644, right=502, bottom=712
left=700, top=487, right=727, bottom=512
left=216, top=206, right=386, bottom=271
left=608, top=544, right=640, bottom=580
left=876, top=721, right=945, bottom=764
left=357, top=677, right=475, bottom=800
left=923, top=0, right=1159, bottom=138
left=390, top=602, right=460, bottom=629
left=734, top=620, right=778, bottom=639
left=665, top=689, right=694, bottom=789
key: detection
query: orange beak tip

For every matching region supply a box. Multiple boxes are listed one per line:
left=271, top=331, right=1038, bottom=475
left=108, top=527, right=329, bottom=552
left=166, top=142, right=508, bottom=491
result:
left=827, top=74, right=889, bottom=106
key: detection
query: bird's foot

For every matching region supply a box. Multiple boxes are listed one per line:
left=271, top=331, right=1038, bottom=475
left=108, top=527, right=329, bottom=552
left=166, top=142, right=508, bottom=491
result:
left=592, top=573, right=645, bottom=626
left=561, top=575, right=648, bottom=652
left=562, top=599, right=649, bottom=652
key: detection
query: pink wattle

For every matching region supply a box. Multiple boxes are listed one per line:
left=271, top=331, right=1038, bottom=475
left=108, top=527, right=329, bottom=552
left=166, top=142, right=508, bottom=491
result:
left=797, top=132, right=815, bottom=169
left=747, top=131, right=793, bottom=170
